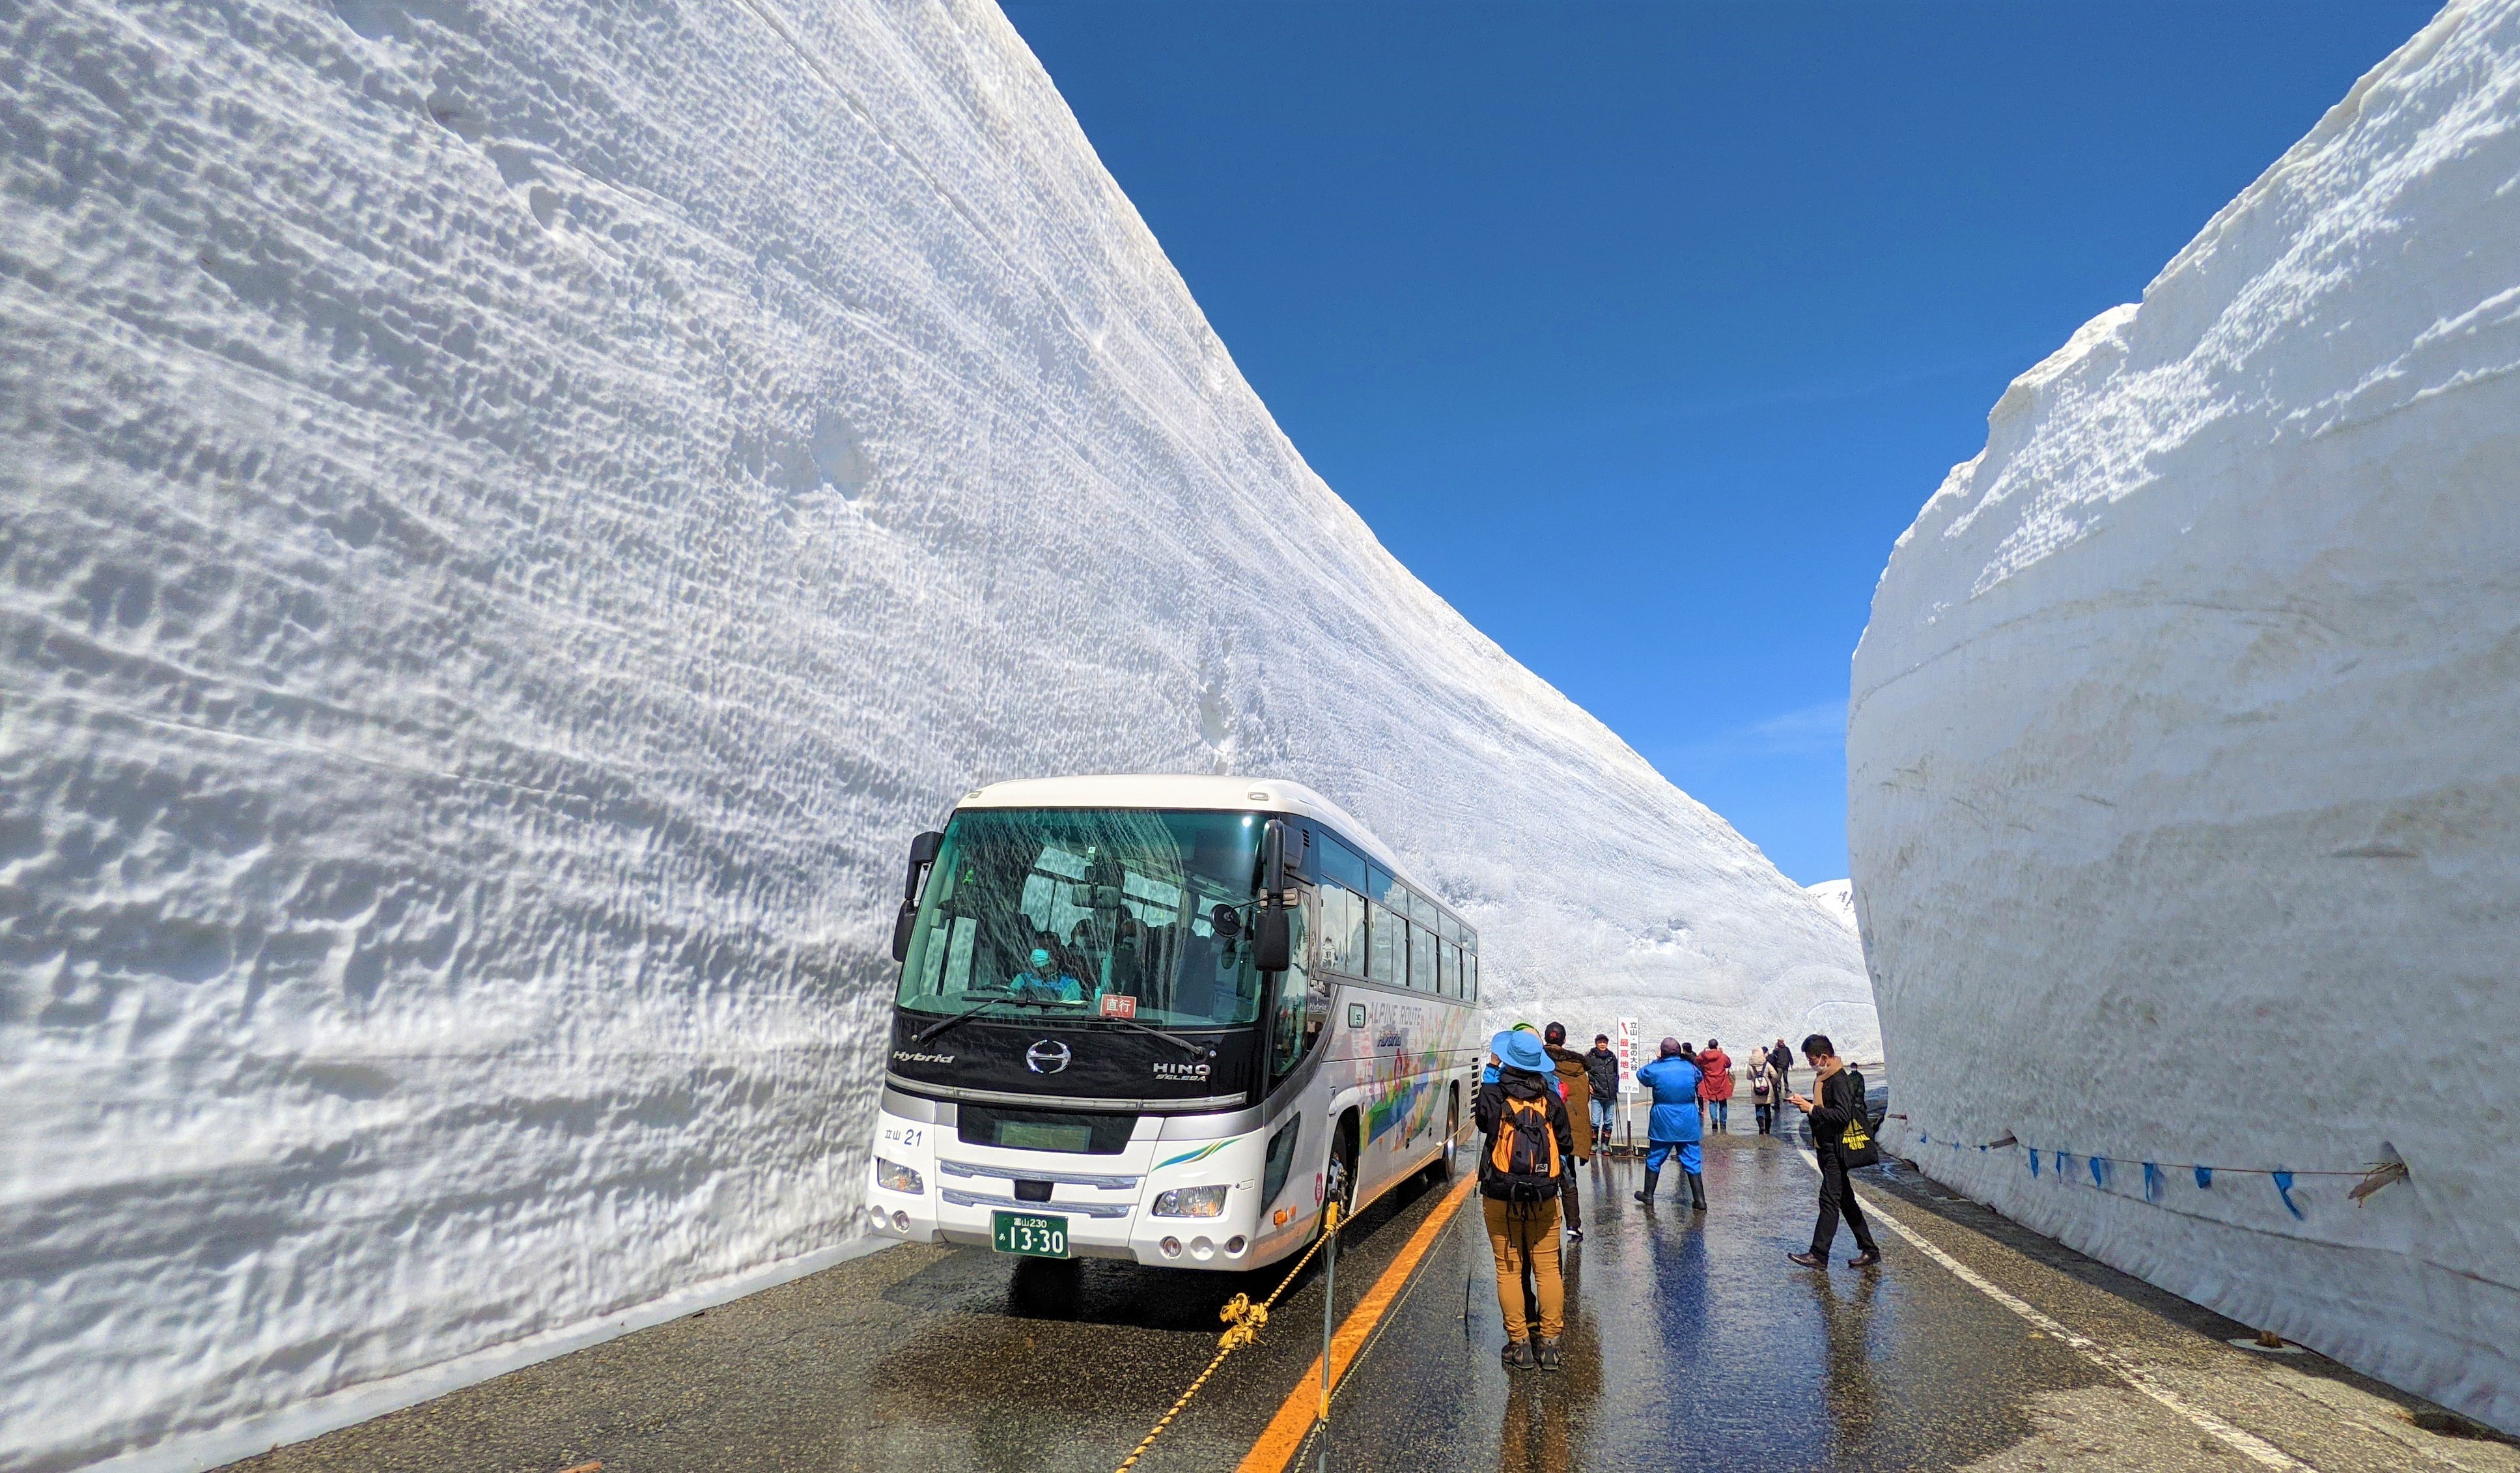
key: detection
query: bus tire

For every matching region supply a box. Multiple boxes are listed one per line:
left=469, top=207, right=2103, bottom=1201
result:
left=1435, top=1083, right=1461, bottom=1182
left=1323, top=1111, right=1360, bottom=1235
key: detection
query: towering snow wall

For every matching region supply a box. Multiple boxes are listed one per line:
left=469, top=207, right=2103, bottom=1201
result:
left=0, top=1, right=1868, bottom=1466
left=1849, top=0, right=2519, bottom=1433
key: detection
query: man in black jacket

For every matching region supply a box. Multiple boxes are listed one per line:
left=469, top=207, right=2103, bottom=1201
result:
left=1785, top=1033, right=1881, bottom=1269
left=1476, top=1029, right=1577, bottom=1371
left=1582, top=1034, right=1620, bottom=1140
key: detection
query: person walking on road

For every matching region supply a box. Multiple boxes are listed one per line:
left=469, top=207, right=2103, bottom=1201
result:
left=1477, top=1029, right=1576, bottom=1371
left=1583, top=1033, right=1619, bottom=1140
left=1541, top=1022, right=1591, bottom=1242
left=1698, top=1038, right=1734, bottom=1133
left=1631, top=1037, right=1707, bottom=1211
left=1769, top=1038, right=1795, bottom=1121
left=1745, top=1046, right=1776, bottom=1134
left=1786, top=1033, right=1881, bottom=1269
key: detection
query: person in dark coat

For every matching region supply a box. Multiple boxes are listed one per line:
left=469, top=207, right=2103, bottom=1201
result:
left=1583, top=1033, right=1620, bottom=1138
left=1541, top=1022, right=1589, bottom=1241
left=1476, top=1029, right=1577, bottom=1370
left=1786, top=1033, right=1881, bottom=1269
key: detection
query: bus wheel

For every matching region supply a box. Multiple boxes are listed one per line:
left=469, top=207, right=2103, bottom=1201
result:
left=1436, top=1084, right=1461, bottom=1181
left=1326, top=1115, right=1360, bottom=1227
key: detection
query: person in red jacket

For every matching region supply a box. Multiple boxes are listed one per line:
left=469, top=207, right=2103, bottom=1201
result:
left=1697, top=1038, right=1735, bottom=1132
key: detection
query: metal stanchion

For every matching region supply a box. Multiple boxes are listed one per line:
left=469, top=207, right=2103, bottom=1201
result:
left=1317, top=1199, right=1338, bottom=1473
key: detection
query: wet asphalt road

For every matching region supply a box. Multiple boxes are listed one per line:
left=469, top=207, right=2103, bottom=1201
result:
left=223, top=1123, right=2519, bottom=1473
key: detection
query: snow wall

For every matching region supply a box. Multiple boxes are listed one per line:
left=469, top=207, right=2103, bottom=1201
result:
left=1848, top=0, right=2519, bottom=1433
left=0, top=1, right=1871, bottom=1467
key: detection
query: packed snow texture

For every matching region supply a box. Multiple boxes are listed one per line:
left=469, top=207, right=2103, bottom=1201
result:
left=0, top=1, right=1870, bottom=1466
left=1849, top=0, right=2520, bottom=1434
left=1802, top=879, right=1858, bottom=934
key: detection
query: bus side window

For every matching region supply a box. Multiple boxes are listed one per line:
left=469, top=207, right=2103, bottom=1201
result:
left=1271, top=904, right=1311, bottom=1078
left=1320, top=884, right=1361, bottom=976
left=1322, top=837, right=1367, bottom=895
left=1368, top=900, right=1401, bottom=985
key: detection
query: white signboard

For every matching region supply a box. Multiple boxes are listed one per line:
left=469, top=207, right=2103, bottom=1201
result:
left=1615, top=1017, right=1637, bottom=1100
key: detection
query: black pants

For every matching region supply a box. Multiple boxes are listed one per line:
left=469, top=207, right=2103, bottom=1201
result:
left=1753, top=1100, right=1772, bottom=1132
left=1811, top=1145, right=1878, bottom=1256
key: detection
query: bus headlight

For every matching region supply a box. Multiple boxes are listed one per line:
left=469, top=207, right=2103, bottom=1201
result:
left=874, top=1158, right=924, bottom=1195
left=1151, top=1185, right=1229, bottom=1218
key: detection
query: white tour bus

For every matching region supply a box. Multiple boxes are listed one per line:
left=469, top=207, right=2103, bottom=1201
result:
left=862, top=775, right=1483, bottom=1269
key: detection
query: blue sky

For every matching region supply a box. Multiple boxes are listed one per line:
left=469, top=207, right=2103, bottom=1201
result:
left=998, top=1, right=2437, bottom=884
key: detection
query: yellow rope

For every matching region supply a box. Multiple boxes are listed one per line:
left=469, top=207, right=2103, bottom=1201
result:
left=1111, top=1203, right=1341, bottom=1473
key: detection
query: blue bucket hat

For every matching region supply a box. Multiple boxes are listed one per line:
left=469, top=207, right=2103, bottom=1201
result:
left=1492, top=1028, right=1549, bottom=1074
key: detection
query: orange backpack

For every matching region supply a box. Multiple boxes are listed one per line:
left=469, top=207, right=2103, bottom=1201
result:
left=1486, top=1093, right=1561, bottom=1200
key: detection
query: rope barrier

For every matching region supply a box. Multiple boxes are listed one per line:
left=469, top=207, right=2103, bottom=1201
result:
left=1111, top=1199, right=1343, bottom=1473
left=1903, top=1129, right=2411, bottom=1211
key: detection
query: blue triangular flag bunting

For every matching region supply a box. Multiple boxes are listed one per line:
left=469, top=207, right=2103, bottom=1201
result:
left=2029, top=1149, right=2040, bottom=1177
left=2089, top=1156, right=2108, bottom=1188
left=2273, top=1171, right=2303, bottom=1220
left=2143, top=1162, right=2163, bottom=1202
left=2195, top=1166, right=2213, bottom=1189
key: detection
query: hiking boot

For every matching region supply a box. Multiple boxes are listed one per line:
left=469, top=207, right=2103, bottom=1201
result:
left=1687, top=1171, right=1707, bottom=1211
left=1632, top=1168, right=1659, bottom=1206
left=1502, top=1338, right=1535, bottom=1370
left=1565, top=1227, right=1584, bottom=1243
left=1848, top=1248, right=1882, bottom=1268
left=1536, top=1337, right=1563, bottom=1372
left=1787, top=1251, right=1827, bottom=1269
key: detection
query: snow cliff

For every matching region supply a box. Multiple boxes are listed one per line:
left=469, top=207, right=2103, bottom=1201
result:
left=1849, top=0, right=2520, bottom=1433
left=1803, top=879, right=1858, bottom=934
left=0, top=0, right=1868, bottom=1466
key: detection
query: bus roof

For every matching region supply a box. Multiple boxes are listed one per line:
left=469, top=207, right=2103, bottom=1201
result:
left=952, top=774, right=1416, bottom=891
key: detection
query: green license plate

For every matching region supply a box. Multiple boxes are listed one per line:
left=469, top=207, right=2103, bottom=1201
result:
left=992, top=1211, right=1069, bottom=1259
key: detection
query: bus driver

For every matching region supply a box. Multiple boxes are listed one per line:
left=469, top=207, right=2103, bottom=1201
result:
left=1011, top=947, right=1083, bottom=1003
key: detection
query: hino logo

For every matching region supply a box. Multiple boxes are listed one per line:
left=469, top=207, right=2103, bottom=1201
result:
left=1153, top=1059, right=1212, bottom=1080
left=1026, top=1039, right=1072, bottom=1074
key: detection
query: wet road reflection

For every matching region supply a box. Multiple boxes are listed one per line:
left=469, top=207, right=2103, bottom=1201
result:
left=220, top=1125, right=2520, bottom=1473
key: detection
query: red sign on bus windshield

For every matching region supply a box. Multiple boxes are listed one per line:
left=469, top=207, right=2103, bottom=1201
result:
left=1099, top=994, right=1138, bottom=1020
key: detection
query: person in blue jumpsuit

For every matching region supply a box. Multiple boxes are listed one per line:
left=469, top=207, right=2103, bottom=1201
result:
left=1632, top=1037, right=1707, bottom=1211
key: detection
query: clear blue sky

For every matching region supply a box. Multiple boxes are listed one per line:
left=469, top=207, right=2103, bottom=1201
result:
left=998, top=1, right=2437, bottom=885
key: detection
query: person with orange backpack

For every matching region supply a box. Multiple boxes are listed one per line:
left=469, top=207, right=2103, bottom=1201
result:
left=1475, top=1028, right=1576, bottom=1371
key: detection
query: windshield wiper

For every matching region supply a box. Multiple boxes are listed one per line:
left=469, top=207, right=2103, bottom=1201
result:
left=1097, top=1014, right=1214, bottom=1057
left=910, top=994, right=1057, bottom=1045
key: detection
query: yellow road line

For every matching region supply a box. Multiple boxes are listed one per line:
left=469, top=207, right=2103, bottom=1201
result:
left=1235, top=1173, right=1477, bottom=1473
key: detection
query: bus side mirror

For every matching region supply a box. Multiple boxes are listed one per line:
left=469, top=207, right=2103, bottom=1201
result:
left=1262, top=817, right=1304, bottom=893
left=903, top=831, right=944, bottom=901
left=1252, top=905, right=1291, bottom=974
left=893, top=830, right=944, bottom=965
left=891, top=900, right=918, bottom=964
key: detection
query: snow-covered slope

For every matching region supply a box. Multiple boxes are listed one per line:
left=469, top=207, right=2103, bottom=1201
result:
left=0, top=1, right=1866, bottom=1466
left=1849, top=0, right=2520, bottom=1433
left=1803, top=879, right=1858, bottom=934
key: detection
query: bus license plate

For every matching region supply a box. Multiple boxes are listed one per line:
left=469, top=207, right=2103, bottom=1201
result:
left=992, top=1211, right=1069, bottom=1259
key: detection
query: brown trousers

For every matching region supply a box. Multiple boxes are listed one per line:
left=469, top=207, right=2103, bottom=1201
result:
left=1482, top=1195, right=1565, bottom=1341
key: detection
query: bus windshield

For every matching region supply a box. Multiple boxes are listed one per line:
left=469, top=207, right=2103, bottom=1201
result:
left=896, top=808, right=1267, bottom=1028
